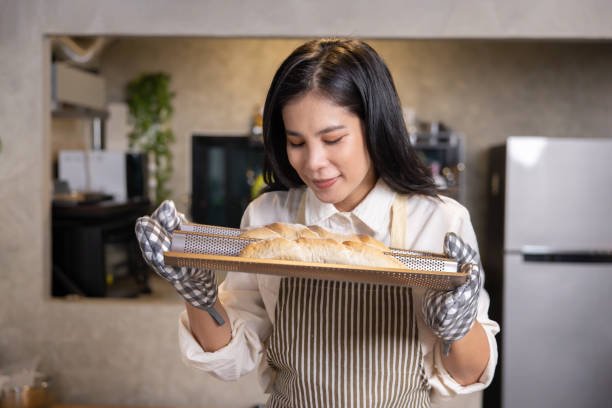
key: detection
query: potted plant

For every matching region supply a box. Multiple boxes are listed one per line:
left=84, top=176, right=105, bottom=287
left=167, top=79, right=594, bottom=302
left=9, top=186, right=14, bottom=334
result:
left=126, top=72, right=175, bottom=206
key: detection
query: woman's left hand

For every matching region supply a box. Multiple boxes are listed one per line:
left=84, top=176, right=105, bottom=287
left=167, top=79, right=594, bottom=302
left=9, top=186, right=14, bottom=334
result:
left=422, top=232, right=483, bottom=355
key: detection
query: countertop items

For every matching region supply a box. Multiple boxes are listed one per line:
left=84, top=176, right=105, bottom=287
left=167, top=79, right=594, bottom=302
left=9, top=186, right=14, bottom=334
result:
left=52, top=199, right=151, bottom=298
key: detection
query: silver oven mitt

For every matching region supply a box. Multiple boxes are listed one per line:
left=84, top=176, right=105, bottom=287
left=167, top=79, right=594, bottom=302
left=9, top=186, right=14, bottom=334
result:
left=422, top=232, right=483, bottom=355
left=135, top=200, right=224, bottom=325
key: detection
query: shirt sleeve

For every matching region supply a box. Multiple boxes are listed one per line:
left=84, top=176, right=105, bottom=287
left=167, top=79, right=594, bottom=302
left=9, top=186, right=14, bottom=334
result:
left=177, top=197, right=275, bottom=381
left=424, top=201, right=500, bottom=401
left=178, top=271, right=273, bottom=381
left=428, top=288, right=500, bottom=402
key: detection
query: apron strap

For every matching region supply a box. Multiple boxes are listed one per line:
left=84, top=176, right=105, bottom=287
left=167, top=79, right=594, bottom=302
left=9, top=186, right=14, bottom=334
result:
left=390, top=193, right=408, bottom=250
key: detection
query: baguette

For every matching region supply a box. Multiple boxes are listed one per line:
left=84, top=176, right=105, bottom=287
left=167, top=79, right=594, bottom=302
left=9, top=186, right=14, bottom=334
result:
left=306, top=225, right=360, bottom=244
left=238, top=227, right=281, bottom=240
left=266, top=222, right=320, bottom=240
left=340, top=240, right=404, bottom=268
left=354, top=234, right=390, bottom=252
left=240, top=222, right=318, bottom=240
left=239, top=233, right=405, bottom=269
left=239, top=237, right=305, bottom=261
left=240, top=222, right=390, bottom=252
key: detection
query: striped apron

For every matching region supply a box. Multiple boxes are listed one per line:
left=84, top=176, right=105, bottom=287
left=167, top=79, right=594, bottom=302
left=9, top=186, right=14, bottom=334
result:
left=265, top=193, right=430, bottom=407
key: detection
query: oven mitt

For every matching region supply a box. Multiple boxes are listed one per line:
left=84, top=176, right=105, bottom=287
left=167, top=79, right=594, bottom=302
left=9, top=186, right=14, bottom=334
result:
left=135, top=200, right=224, bottom=325
left=422, top=232, right=483, bottom=355
left=151, top=199, right=188, bottom=231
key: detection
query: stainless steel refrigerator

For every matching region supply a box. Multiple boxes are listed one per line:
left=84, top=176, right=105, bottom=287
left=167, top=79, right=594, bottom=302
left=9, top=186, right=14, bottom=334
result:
left=484, top=137, right=612, bottom=408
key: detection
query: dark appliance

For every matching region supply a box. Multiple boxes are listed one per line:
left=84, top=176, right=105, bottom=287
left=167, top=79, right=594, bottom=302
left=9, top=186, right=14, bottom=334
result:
left=126, top=152, right=148, bottom=200
left=52, top=199, right=151, bottom=297
left=192, top=135, right=264, bottom=227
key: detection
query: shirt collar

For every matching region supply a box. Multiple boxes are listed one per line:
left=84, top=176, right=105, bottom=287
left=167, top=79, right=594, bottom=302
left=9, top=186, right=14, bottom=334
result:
left=304, top=178, right=397, bottom=232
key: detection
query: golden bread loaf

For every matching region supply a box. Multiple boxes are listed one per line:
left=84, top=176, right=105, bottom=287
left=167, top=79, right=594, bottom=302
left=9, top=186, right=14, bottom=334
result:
left=240, top=222, right=390, bottom=251
left=238, top=228, right=281, bottom=240
left=238, top=223, right=403, bottom=269
left=354, top=234, right=389, bottom=251
left=240, top=222, right=320, bottom=240
left=266, top=222, right=320, bottom=240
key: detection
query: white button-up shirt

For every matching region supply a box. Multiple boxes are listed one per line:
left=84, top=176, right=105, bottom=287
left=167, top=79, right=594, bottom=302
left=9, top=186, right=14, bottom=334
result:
left=178, top=179, right=499, bottom=401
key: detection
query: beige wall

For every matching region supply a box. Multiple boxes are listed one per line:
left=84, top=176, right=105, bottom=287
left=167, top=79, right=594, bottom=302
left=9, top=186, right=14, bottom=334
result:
left=2, top=0, right=612, bottom=407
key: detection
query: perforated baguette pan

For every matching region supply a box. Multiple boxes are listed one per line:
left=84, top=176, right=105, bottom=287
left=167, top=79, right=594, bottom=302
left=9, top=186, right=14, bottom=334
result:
left=179, top=222, right=448, bottom=258
left=165, top=224, right=467, bottom=290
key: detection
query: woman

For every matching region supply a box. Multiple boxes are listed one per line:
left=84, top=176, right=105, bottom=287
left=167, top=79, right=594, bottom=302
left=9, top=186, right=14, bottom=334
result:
left=136, top=38, right=499, bottom=407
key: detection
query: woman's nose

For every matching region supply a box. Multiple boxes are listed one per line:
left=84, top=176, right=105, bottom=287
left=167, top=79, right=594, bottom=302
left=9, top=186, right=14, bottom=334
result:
left=305, top=144, right=328, bottom=171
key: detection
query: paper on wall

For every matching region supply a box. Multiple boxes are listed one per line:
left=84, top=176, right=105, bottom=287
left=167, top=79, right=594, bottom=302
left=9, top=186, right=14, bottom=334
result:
left=58, top=149, right=127, bottom=201
left=88, top=150, right=127, bottom=202
left=58, top=150, right=88, bottom=191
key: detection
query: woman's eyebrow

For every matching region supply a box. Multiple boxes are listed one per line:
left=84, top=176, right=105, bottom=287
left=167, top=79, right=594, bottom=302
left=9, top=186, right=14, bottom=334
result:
left=286, top=125, right=347, bottom=137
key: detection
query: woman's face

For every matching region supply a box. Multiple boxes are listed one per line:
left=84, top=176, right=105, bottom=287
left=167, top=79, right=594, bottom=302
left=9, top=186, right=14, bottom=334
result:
left=282, top=91, right=377, bottom=212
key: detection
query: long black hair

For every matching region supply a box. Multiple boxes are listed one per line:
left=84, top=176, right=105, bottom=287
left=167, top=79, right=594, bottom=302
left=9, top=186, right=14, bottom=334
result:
left=262, top=38, right=437, bottom=197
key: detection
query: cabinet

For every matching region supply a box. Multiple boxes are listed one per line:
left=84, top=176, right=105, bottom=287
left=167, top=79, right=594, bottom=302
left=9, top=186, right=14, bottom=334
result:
left=411, top=131, right=465, bottom=203
left=191, top=136, right=264, bottom=227
left=51, top=62, right=109, bottom=149
left=52, top=200, right=151, bottom=297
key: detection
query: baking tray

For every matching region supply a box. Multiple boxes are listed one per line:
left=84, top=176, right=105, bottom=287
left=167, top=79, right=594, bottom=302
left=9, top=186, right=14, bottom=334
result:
left=165, top=225, right=468, bottom=290
left=179, top=222, right=448, bottom=258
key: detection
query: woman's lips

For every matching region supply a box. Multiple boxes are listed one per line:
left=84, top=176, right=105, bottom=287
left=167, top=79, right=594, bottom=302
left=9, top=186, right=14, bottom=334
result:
left=312, top=177, right=338, bottom=189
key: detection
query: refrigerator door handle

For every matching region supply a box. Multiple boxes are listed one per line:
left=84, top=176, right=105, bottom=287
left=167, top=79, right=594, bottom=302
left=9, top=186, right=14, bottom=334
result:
left=521, top=246, right=612, bottom=263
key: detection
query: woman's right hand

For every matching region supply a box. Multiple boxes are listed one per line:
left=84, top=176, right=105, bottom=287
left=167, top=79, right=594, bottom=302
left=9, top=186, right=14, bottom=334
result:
left=135, top=200, right=225, bottom=325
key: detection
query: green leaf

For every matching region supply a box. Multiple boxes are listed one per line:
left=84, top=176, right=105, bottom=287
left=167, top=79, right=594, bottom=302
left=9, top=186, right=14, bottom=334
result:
left=125, top=72, right=175, bottom=204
